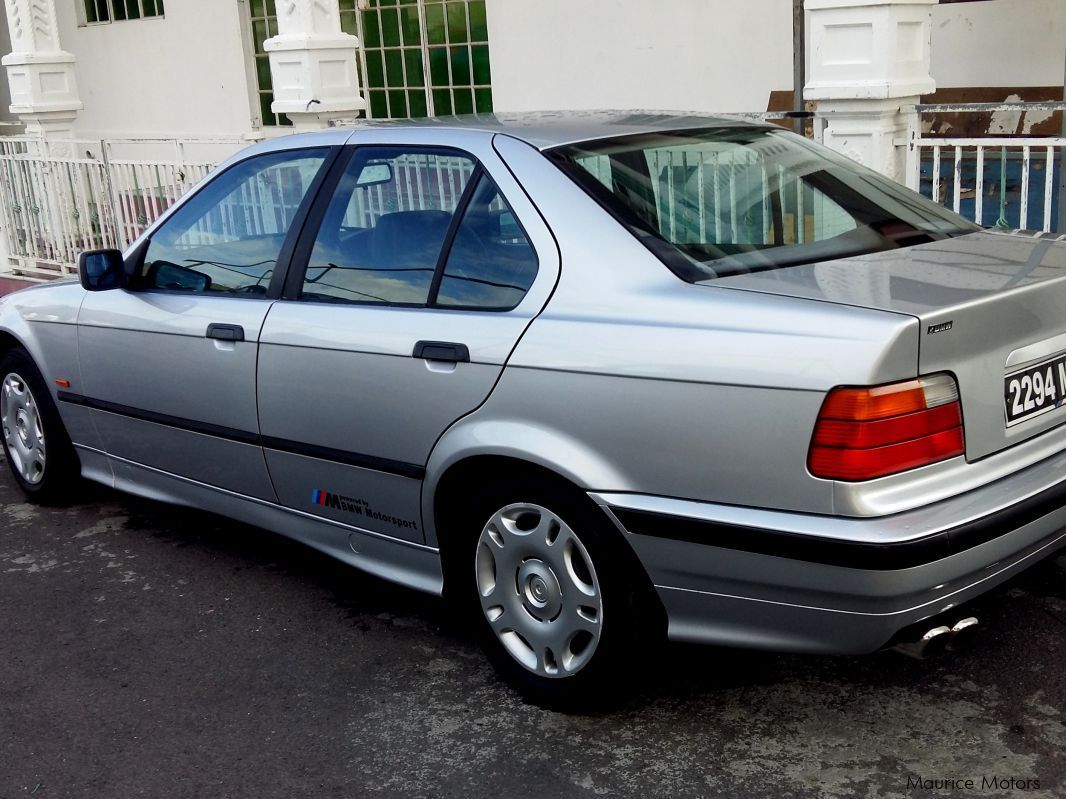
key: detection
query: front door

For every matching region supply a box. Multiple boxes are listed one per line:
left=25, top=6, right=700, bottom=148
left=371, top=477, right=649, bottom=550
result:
left=257, top=139, right=555, bottom=543
left=75, top=146, right=333, bottom=500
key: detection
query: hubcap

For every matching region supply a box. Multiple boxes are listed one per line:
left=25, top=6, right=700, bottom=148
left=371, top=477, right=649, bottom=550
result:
left=475, top=502, right=603, bottom=678
left=1, top=372, right=46, bottom=485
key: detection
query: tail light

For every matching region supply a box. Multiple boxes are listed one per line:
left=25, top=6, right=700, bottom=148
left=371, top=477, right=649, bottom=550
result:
left=809, top=374, right=964, bottom=481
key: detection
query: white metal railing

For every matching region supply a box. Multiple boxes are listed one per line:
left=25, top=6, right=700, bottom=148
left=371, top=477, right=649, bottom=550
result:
left=346, top=153, right=477, bottom=226
left=4, top=105, right=1056, bottom=280
left=0, top=137, right=245, bottom=279
left=906, top=102, right=1066, bottom=233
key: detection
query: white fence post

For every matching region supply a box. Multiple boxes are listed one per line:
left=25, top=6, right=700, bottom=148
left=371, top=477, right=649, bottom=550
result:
left=902, top=104, right=920, bottom=192
left=263, top=0, right=366, bottom=130
left=805, top=0, right=937, bottom=186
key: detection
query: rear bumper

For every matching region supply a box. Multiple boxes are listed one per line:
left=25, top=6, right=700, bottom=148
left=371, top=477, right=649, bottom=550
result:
left=591, top=449, right=1066, bottom=654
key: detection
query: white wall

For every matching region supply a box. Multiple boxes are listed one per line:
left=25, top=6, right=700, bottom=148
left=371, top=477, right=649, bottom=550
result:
left=57, top=0, right=257, bottom=138
left=31, top=0, right=1066, bottom=139
left=485, top=0, right=1066, bottom=116
left=485, top=0, right=796, bottom=114
left=931, top=0, right=1064, bottom=89
left=0, top=9, right=15, bottom=125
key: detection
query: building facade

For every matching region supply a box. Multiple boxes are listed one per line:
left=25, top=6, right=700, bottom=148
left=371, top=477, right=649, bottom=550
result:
left=0, top=0, right=1060, bottom=278
left=0, top=0, right=1053, bottom=137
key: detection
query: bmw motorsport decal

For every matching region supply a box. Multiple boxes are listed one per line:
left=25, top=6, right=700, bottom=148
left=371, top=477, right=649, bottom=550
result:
left=311, top=488, right=419, bottom=531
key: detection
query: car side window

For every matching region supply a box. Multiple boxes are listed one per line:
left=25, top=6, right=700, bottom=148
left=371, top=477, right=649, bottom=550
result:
left=139, top=148, right=330, bottom=295
left=434, top=174, right=539, bottom=310
left=300, top=148, right=476, bottom=305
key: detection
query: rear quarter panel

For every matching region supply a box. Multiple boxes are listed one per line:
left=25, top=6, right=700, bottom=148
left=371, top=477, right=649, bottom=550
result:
left=423, top=137, right=922, bottom=541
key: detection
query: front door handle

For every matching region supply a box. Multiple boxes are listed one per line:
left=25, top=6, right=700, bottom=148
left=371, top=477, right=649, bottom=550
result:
left=206, top=323, right=245, bottom=342
left=412, top=340, right=470, bottom=363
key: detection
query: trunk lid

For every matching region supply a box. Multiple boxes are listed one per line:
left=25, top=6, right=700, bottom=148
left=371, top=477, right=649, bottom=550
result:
left=708, top=230, right=1066, bottom=460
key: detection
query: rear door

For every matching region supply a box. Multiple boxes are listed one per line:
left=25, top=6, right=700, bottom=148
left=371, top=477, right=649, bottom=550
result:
left=256, top=133, right=558, bottom=543
left=76, top=146, right=334, bottom=500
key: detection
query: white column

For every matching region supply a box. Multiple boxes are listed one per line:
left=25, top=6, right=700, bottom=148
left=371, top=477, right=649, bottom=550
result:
left=263, top=0, right=366, bottom=130
left=805, top=0, right=936, bottom=184
left=1, top=0, right=82, bottom=136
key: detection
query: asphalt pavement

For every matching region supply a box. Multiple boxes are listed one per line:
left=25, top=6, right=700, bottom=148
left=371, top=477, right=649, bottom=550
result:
left=1, top=462, right=1064, bottom=798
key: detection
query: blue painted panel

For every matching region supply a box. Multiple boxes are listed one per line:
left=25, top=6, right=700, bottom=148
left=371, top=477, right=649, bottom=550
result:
left=918, top=148, right=1063, bottom=231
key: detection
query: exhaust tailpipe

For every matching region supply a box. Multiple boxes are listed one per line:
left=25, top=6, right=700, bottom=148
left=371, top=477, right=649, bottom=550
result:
left=891, top=617, right=979, bottom=660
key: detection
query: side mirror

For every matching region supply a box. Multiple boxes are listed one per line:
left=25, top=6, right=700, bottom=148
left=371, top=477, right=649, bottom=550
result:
left=78, top=249, right=127, bottom=291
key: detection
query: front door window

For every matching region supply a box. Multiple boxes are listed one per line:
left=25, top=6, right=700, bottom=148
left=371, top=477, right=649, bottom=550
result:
left=139, top=148, right=330, bottom=294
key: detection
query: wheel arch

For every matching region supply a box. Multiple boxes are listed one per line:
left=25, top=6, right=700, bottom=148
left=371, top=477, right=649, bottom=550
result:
left=0, top=328, right=26, bottom=358
left=428, top=432, right=657, bottom=587
left=428, top=449, right=667, bottom=640
left=422, top=417, right=635, bottom=548
left=0, top=281, right=88, bottom=389
left=433, top=455, right=582, bottom=541
left=0, top=324, right=51, bottom=387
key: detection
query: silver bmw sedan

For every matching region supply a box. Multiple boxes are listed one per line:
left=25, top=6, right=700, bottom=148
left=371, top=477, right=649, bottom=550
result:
left=2, top=113, right=1064, bottom=707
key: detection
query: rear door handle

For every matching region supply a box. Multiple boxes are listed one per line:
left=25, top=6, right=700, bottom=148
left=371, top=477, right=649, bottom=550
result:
left=206, top=323, right=245, bottom=342
left=412, top=340, right=469, bottom=363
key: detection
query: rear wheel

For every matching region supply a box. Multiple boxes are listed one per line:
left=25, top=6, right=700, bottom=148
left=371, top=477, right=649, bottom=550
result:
left=452, top=474, right=661, bottom=708
left=0, top=347, right=79, bottom=504
left=476, top=501, right=604, bottom=679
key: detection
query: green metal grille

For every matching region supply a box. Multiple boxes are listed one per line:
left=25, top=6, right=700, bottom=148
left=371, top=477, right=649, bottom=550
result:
left=341, top=0, right=492, bottom=119
left=247, top=0, right=291, bottom=127
left=246, top=0, right=491, bottom=125
left=84, top=0, right=165, bottom=24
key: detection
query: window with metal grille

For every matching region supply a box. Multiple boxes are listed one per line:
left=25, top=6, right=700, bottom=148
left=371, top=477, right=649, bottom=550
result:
left=340, top=0, right=492, bottom=119
left=246, top=0, right=291, bottom=127
left=83, top=0, right=165, bottom=24
left=244, top=0, right=491, bottom=126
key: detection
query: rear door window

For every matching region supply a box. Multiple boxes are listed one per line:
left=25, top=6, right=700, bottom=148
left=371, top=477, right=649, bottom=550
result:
left=435, top=174, right=539, bottom=310
left=300, top=148, right=476, bottom=305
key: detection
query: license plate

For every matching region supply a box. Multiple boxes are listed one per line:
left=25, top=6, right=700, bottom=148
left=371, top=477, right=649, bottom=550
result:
left=1004, top=354, right=1066, bottom=427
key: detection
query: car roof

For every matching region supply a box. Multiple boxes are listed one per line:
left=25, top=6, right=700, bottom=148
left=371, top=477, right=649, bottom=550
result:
left=332, top=110, right=770, bottom=150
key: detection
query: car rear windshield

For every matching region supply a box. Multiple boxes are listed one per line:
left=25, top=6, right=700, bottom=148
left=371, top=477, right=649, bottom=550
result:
left=546, top=126, right=979, bottom=281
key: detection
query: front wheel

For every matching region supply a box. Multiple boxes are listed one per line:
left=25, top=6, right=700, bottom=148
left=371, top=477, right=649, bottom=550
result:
left=0, top=347, right=79, bottom=504
left=458, top=477, right=662, bottom=708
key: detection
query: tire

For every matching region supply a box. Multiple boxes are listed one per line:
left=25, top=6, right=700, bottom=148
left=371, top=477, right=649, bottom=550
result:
left=451, top=474, right=662, bottom=709
left=0, top=347, right=79, bottom=504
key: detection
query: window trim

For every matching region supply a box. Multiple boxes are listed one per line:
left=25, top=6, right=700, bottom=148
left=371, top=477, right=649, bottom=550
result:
left=425, top=163, right=484, bottom=304
left=126, top=145, right=343, bottom=300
